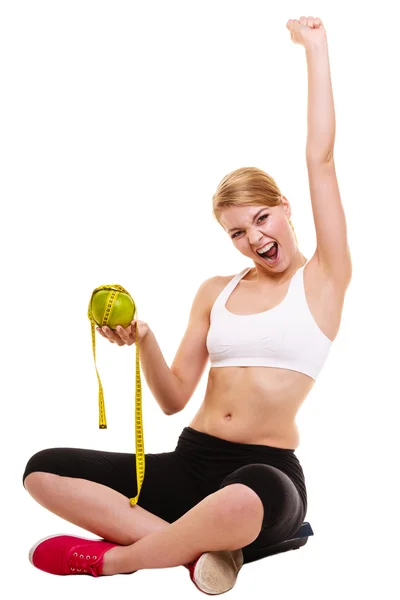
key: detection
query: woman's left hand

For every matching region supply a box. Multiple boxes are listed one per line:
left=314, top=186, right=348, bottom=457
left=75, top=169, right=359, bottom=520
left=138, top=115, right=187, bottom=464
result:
left=286, top=16, right=327, bottom=48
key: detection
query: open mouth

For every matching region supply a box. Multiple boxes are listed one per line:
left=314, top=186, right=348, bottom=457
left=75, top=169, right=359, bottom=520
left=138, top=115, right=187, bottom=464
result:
left=257, top=242, right=279, bottom=262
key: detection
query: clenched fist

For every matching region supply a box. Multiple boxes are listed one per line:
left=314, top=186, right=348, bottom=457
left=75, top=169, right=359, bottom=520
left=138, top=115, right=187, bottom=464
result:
left=286, top=16, right=327, bottom=48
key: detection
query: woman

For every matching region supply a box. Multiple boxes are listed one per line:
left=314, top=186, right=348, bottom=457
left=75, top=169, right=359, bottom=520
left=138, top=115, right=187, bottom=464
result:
left=23, top=16, right=352, bottom=595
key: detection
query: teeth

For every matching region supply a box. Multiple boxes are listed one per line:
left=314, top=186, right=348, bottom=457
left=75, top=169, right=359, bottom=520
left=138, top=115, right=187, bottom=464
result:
left=257, top=242, right=275, bottom=255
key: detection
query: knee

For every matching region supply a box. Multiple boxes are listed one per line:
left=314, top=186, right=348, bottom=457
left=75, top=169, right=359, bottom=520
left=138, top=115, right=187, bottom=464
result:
left=22, top=448, right=59, bottom=490
left=24, top=471, right=59, bottom=495
left=213, top=484, right=264, bottom=546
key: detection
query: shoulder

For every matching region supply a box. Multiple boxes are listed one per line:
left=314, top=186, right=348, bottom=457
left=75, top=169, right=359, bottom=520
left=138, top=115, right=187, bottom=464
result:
left=198, top=273, right=234, bottom=298
left=193, top=273, right=237, bottom=314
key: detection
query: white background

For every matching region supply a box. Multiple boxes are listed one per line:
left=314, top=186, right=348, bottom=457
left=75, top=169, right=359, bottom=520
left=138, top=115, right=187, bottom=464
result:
left=1, top=0, right=399, bottom=598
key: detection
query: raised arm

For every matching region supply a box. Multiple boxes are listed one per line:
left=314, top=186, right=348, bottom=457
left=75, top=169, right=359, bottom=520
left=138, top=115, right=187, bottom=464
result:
left=287, top=16, right=352, bottom=288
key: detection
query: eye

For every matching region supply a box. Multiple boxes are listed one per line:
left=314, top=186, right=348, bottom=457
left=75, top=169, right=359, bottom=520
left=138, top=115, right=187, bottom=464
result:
left=231, top=214, right=269, bottom=239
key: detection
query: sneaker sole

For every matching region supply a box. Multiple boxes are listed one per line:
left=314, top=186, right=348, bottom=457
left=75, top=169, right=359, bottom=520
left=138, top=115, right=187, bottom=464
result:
left=193, top=549, right=244, bottom=595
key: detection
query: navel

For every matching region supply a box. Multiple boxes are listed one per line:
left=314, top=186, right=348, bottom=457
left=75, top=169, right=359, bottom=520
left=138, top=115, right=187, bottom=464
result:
left=224, top=413, right=232, bottom=421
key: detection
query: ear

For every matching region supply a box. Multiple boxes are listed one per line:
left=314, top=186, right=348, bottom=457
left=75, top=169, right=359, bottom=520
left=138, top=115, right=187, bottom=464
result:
left=280, top=195, right=292, bottom=219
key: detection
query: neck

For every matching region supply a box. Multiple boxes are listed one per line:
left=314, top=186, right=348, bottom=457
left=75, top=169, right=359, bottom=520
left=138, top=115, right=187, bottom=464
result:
left=250, top=251, right=307, bottom=285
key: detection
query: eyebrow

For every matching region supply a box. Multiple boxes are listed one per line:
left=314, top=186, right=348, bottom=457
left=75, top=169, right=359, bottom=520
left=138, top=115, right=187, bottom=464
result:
left=228, top=208, right=267, bottom=234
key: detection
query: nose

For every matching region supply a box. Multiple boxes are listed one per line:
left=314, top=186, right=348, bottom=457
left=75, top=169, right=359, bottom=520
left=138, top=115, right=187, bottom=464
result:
left=248, top=227, right=263, bottom=246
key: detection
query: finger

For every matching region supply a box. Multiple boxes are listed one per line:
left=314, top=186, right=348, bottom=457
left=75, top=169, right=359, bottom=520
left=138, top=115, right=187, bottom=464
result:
left=98, top=332, right=115, bottom=343
left=96, top=326, right=118, bottom=344
left=116, top=326, right=135, bottom=346
left=130, top=320, right=139, bottom=337
left=288, top=18, right=301, bottom=33
left=102, top=326, right=123, bottom=345
left=116, top=325, right=131, bottom=342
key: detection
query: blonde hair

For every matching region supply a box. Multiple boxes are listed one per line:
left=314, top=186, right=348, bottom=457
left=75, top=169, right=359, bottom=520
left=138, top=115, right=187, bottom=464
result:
left=212, top=167, right=297, bottom=244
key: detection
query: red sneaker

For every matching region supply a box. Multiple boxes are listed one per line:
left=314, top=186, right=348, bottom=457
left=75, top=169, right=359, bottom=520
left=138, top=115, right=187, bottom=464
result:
left=29, top=534, right=118, bottom=577
left=186, top=549, right=244, bottom=595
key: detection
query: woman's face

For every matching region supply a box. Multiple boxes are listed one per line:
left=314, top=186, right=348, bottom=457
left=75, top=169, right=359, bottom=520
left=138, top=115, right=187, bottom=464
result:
left=219, top=198, right=296, bottom=271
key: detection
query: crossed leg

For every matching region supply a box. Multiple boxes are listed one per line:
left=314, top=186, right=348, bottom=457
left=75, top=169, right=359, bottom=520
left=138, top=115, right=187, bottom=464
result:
left=24, top=472, right=264, bottom=574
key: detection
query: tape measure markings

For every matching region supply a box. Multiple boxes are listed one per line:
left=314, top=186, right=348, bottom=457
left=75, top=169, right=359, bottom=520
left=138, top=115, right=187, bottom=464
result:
left=88, top=284, right=145, bottom=505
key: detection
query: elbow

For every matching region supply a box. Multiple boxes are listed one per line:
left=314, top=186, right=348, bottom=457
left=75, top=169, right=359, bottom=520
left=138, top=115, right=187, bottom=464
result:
left=162, top=402, right=186, bottom=416
left=163, top=407, right=178, bottom=416
left=306, top=150, right=334, bottom=164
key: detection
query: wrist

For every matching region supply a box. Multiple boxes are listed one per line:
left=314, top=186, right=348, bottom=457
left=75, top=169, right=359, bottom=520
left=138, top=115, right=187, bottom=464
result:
left=141, top=328, right=154, bottom=344
left=304, top=37, right=328, bottom=54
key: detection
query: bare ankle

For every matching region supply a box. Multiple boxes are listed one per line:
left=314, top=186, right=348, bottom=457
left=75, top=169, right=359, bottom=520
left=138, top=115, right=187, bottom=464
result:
left=101, top=546, right=124, bottom=576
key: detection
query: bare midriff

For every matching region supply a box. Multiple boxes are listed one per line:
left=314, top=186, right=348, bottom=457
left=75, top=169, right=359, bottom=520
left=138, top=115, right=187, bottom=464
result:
left=189, top=366, right=315, bottom=450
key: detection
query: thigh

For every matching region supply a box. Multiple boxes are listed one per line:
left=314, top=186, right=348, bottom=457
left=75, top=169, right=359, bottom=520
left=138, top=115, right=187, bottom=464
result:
left=23, top=446, right=147, bottom=496
left=22, top=446, right=196, bottom=524
left=219, top=463, right=306, bottom=550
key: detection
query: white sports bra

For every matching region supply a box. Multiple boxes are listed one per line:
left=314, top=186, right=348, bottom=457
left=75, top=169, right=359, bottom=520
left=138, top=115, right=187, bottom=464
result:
left=206, top=262, right=332, bottom=380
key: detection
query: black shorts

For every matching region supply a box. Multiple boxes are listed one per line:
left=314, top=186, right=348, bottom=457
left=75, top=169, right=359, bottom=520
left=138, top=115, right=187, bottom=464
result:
left=22, top=426, right=308, bottom=564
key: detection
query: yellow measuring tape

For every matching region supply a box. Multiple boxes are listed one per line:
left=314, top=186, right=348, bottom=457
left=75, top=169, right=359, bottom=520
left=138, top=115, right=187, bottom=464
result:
left=87, top=284, right=145, bottom=506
